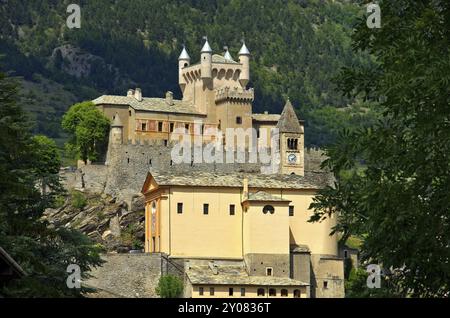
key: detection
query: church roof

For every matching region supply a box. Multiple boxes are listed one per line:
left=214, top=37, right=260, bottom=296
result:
left=246, top=191, right=291, bottom=202
left=93, top=95, right=205, bottom=116
left=276, top=100, right=303, bottom=133
left=252, top=113, right=281, bottom=122
left=186, top=265, right=308, bottom=286
left=145, top=169, right=332, bottom=191
left=212, top=54, right=239, bottom=64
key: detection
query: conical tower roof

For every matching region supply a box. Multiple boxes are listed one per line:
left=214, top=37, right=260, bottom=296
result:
left=201, top=37, right=212, bottom=53
left=111, top=113, right=123, bottom=127
left=276, top=99, right=302, bottom=133
left=178, top=46, right=190, bottom=60
left=224, top=47, right=234, bottom=61
left=238, top=42, right=250, bottom=55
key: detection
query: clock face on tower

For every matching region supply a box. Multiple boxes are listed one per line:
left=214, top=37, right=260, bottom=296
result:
left=288, top=153, right=297, bottom=164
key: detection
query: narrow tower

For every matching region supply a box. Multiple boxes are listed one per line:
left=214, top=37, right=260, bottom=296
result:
left=238, top=41, right=250, bottom=88
left=178, top=45, right=190, bottom=93
left=200, top=37, right=212, bottom=80
left=111, top=112, right=123, bottom=145
left=277, top=99, right=304, bottom=175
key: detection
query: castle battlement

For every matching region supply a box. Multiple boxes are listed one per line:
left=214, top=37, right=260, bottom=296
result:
left=215, top=87, right=254, bottom=103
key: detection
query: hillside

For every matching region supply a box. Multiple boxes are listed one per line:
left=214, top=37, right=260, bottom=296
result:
left=0, top=0, right=376, bottom=146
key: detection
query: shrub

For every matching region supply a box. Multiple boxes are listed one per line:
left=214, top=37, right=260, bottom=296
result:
left=156, top=275, right=183, bottom=298
left=70, top=190, right=87, bottom=209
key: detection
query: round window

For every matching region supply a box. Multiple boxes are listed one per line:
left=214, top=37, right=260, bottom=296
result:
left=263, top=205, right=275, bottom=214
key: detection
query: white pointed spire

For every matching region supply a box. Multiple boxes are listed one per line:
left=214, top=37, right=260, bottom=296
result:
left=238, top=40, right=250, bottom=56
left=223, top=46, right=234, bottom=61
left=201, top=36, right=212, bottom=53
left=178, top=45, right=190, bottom=60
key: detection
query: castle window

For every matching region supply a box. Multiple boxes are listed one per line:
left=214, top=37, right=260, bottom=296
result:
left=269, top=288, right=276, bottom=296
left=203, top=204, right=209, bottom=215
left=281, top=289, right=288, bottom=297
left=241, top=288, right=245, bottom=296
left=266, top=267, right=273, bottom=276
left=323, top=281, right=328, bottom=289
left=141, top=123, right=147, bottom=131
left=257, top=288, right=265, bottom=297
left=170, top=122, right=174, bottom=133
left=288, top=138, right=298, bottom=150
left=289, top=206, right=294, bottom=216
left=199, top=287, right=204, bottom=296
left=129, top=110, right=132, bottom=116
left=185, top=123, right=190, bottom=132
left=294, top=289, right=301, bottom=298
left=164, top=139, right=168, bottom=147
left=210, top=287, right=215, bottom=296
left=263, top=205, right=275, bottom=214
left=149, top=159, right=152, bottom=165
left=158, top=122, right=163, bottom=132
left=229, top=204, right=235, bottom=215
left=229, top=288, right=233, bottom=296
left=236, top=116, right=242, bottom=124
left=177, top=203, right=183, bottom=214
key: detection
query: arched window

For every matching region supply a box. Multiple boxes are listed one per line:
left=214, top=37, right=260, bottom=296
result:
left=257, top=288, right=265, bottom=296
left=281, top=289, right=288, bottom=297
left=263, top=205, right=275, bottom=214
left=269, top=288, right=276, bottom=296
left=293, top=289, right=301, bottom=298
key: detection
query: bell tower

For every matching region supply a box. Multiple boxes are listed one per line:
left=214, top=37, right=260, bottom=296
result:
left=277, top=99, right=304, bottom=175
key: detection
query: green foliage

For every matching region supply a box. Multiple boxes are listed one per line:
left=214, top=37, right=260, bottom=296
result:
left=70, top=190, right=87, bottom=210
left=156, top=275, right=184, bottom=298
left=309, top=0, right=450, bottom=297
left=0, top=70, right=103, bottom=297
left=62, top=101, right=110, bottom=164
left=0, top=0, right=374, bottom=147
left=120, top=224, right=144, bottom=250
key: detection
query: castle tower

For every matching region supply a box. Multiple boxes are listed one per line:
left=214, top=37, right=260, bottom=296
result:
left=178, top=45, right=190, bottom=93
left=200, top=37, right=212, bottom=80
left=111, top=112, right=123, bottom=145
left=277, top=99, right=304, bottom=175
left=238, top=41, right=250, bottom=88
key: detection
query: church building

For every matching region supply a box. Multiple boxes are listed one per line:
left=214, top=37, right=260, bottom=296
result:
left=95, top=38, right=344, bottom=298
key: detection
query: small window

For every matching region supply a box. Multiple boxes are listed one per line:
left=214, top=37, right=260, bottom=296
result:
left=344, top=250, right=348, bottom=259
left=210, top=287, right=214, bottom=296
left=203, top=204, right=209, bottom=215
left=185, top=123, right=190, bottom=131
left=129, top=110, right=132, bottom=116
left=266, top=268, right=273, bottom=276
left=170, top=122, right=174, bottom=133
left=177, top=203, right=183, bottom=214
left=164, top=139, right=168, bottom=147
left=199, top=287, right=204, bottom=296
left=241, top=288, right=245, bottom=296
left=289, top=206, right=294, bottom=217
left=269, top=288, right=276, bottom=297
left=236, top=116, right=242, bottom=124
left=200, top=124, right=204, bottom=134
left=294, top=289, right=301, bottom=298
left=323, top=281, right=328, bottom=289
left=158, top=122, right=163, bottom=132
left=263, top=205, right=275, bottom=214
left=257, top=288, right=265, bottom=297
left=281, top=289, right=288, bottom=297
left=229, top=204, right=235, bottom=215
left=141, top=123, right=147, bottom=131
left=229, top=288, right=233, bottom=296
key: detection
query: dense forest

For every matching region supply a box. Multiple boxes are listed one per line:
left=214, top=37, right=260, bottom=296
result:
left=0, top=0, right=377, bottom=147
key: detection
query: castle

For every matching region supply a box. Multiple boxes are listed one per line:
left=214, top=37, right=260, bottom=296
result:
left=91, top=38, right=344, bottom=298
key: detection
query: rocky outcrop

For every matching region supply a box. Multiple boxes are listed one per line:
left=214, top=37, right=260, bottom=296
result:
left=43, top=191, right=145, bottom=252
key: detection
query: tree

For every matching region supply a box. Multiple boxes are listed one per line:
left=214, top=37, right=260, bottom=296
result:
left=61, top=101, right=110, bottom=164
left=156, top=275, right=183, bottom=298
left=0, top=70, right=103, bottom=297
left=309, top=0, right=450, bottom=297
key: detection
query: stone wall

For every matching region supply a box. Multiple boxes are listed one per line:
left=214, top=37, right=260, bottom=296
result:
left=244, top=253, right=290, bottom=278
left=310, top=254, right=345, bottom=298
left=84, top=253, right=162, bottom=298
